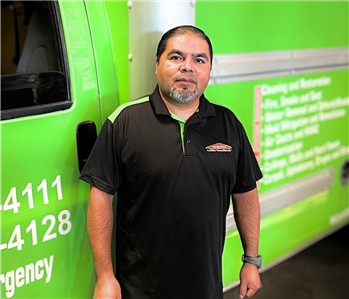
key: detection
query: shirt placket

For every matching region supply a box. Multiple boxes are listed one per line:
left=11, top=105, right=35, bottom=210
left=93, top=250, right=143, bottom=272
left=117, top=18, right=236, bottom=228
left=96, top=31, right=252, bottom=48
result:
left=170, top=113, right=186, bottom=154
left=170, top=111, right=202, bottom=156
left=184, top=112, right=203, bottom=157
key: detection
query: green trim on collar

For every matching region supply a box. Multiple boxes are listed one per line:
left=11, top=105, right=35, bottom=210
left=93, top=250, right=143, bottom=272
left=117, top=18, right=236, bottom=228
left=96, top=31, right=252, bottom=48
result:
left=170, top=112, right=186, bottom=154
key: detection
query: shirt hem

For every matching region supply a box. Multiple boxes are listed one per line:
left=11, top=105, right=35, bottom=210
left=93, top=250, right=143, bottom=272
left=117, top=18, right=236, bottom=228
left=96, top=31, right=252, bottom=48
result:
left=79, top=172, right=117, bottom=195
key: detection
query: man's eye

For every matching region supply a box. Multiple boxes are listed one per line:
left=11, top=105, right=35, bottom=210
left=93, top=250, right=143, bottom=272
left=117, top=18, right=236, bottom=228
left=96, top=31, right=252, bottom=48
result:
left=170, top=56, right=181, bottom=60
left=196, top=58, right=205, bottom=63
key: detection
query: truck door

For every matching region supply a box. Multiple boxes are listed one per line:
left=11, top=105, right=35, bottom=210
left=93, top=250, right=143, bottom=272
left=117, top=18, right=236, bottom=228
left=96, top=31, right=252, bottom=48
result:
left=0, top=1, right=105, bottom=298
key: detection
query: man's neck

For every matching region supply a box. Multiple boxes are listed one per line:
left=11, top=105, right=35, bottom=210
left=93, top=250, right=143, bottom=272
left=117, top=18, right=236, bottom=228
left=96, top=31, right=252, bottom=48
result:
left=159, top=90, right=200, bottom=122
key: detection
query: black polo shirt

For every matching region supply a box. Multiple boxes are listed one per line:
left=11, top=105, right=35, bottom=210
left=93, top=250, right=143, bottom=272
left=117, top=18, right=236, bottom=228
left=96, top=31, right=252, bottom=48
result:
left=80, top=86, right=262, bottom=299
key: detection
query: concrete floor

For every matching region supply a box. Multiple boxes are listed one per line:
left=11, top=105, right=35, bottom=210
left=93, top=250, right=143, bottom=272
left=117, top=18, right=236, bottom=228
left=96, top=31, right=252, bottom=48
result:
left=223, top=224, right=349, bottom=299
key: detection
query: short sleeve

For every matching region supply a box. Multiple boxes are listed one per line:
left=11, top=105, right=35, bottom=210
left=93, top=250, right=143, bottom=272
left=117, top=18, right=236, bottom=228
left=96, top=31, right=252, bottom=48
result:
left=231, top=122, right=263, bottom=194
left=79, top=119, right=121, bottom=195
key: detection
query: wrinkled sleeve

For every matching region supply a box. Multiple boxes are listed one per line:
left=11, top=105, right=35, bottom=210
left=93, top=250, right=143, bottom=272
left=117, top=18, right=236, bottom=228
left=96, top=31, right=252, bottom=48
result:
left=79, top=119, right=121, bottom=195
left=231, top=121, right=263, bottom=194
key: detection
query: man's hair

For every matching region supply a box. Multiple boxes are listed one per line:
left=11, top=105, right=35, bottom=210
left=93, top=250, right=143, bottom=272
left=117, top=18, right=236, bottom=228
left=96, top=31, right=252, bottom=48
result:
left=156, top=25, right=213, bottom=65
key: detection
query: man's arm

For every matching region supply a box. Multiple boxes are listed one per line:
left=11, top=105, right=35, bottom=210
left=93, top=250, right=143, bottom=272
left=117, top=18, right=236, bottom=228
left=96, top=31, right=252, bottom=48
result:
left=232, top=187, right=262, bottom=298
left=87, top=186, right=121, bottom=299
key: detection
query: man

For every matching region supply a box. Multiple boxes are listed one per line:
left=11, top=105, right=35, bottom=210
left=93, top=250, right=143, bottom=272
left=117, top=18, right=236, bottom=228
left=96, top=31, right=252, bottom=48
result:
left=80, top=25, right=262, bottom=299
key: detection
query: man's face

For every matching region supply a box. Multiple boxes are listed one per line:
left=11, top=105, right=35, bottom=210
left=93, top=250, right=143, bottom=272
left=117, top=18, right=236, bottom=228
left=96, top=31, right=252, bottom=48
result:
left=156, top=33, right=211, bottom=104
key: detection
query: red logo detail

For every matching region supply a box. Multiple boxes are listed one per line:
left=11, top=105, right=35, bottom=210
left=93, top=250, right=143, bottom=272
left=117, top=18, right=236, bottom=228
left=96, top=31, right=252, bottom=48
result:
left=206, top=143, right=232, bottom=152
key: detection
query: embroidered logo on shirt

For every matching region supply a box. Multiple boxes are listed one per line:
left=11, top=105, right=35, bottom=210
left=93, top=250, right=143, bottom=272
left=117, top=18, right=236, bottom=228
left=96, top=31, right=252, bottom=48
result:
left=206, top=143, right=232, bottom=152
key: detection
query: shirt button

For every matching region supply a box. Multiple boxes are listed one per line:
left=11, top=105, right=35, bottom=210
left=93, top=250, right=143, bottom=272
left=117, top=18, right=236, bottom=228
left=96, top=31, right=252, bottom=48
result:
left=187, top=139, right=191, bottom=144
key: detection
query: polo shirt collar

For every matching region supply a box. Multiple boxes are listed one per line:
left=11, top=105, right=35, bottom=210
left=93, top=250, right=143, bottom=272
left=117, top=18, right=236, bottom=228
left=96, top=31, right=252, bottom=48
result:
left=149, top=85, right=171, bottom=116
left=198, top=92, right=216, bottom=118
left=149, top=85, right=216, bottom=118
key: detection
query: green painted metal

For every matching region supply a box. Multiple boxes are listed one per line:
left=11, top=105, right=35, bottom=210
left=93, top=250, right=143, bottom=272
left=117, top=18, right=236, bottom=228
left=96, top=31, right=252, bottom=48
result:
left=84, top=0, right=120, bottom=122
left=196, top=1, right=348, bottom=54
left=105, top=1, right=130, bottom=105
left=223, top=187, right=349, bottom=286
left=196, top=0, right=348, bottom=289
left=0, top=1, right=101, bottom=297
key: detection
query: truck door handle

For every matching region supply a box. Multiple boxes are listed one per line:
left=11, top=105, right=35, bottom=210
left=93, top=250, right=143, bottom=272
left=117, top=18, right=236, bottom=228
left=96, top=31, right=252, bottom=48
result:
left=76, top=121, right=97, bottom=173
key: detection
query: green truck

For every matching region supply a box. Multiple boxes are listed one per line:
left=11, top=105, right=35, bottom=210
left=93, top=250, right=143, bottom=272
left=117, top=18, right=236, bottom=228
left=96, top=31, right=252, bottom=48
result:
left=1, top=1, right=348, bottom=298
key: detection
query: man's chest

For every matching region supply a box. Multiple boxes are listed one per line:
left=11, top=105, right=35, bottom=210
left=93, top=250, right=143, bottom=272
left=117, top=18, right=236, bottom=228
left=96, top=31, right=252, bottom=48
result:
left=120, top=118, right=239, bottom=184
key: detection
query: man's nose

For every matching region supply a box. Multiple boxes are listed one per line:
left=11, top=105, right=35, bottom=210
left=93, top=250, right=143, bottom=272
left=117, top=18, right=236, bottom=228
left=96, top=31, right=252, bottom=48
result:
left=179, top=58, right=193, bottom=72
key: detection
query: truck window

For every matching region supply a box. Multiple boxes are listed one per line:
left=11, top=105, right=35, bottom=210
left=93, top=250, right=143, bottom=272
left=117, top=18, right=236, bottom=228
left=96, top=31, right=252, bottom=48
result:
left=1, top=1, right=71, bottom=120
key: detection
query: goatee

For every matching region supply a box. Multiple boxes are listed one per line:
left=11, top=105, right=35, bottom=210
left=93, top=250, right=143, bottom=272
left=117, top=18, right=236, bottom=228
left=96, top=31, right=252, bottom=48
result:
left=169, top=86, right=197, bottom=103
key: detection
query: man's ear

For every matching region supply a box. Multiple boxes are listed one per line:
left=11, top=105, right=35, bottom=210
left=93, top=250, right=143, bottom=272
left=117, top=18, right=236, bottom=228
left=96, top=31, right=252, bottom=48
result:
left=155, top=58, right=159, bottom=74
